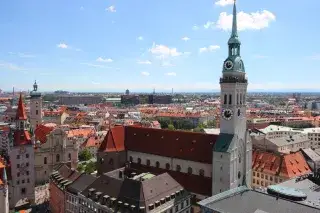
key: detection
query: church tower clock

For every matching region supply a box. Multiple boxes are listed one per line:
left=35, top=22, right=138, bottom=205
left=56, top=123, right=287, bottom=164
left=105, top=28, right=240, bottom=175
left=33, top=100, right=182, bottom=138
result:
left=212, top=0, right=252, bottom=195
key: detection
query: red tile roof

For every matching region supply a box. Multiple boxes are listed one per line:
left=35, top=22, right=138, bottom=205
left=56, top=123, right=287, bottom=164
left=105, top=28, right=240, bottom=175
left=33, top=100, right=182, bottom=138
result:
left=35, top=124, right=55, bottom=144
left=252, top=150, right=311, bottom=178
left=13, top=130, right=32, bottom=146
left=16, top=93, right=27, bottom=120
left=130, top=163, right=212, bottom=196
left=99, top=126, right=125, bottom=152
left=125, top=126, right=217, bottom=164
left=81, top=136, right=101, bottom=148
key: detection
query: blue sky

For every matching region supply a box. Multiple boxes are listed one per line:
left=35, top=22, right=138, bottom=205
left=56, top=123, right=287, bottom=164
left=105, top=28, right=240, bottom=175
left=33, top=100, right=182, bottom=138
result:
left=1, top=0, right=320, bottom=92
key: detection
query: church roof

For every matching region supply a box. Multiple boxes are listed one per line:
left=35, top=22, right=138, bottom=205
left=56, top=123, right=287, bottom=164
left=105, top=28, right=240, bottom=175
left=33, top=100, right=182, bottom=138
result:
left=213, top=133, right=234, bottom=153
left=16, top=93, right=27, bottom=120
left=98, top=126, right=125, bottom=152
left=35, top=124, right=55, bottom=144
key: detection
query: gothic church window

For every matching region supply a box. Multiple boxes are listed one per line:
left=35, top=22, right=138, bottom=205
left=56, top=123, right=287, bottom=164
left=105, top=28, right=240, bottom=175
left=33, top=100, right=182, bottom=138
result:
left=188, top=167, right=193, bottom=175
left=237, top=93, right=239, bottom=104
left=146, top=159, right=150, bottom=166
left=176, top=165, right=181, bottom=172
left=240, top=94, right=242, bottom=104
left=44, top=157, right=47, bottom=164
left=166, top=163, right=170, bottom=170
left=137, top=158, right=141, bottom=164
left=68, top=153, right=71, bottom=161
left=155, top=161, right=160, bottom=168
left=199, top=169, right=205, bottom=176
left=229, top=94, right=232, bottom=105
left=238, top=171, right=241, bottom=179
left=56, top=154, right=60, bottom=162
left=224, top=94, right=227, bottom=105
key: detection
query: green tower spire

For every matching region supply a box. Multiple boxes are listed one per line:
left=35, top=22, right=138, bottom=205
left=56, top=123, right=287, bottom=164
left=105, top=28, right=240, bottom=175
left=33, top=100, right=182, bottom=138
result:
left=228, top=0, right=241, bottom=45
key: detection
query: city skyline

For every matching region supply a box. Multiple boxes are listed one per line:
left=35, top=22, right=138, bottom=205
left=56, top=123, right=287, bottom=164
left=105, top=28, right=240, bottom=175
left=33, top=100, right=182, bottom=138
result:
left=1, top=0, right=320, bottom=92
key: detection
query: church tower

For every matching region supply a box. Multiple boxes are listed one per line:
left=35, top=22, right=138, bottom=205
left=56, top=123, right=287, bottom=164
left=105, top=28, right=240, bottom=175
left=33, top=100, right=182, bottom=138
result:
left=30, top=81, right=42, bottom=129
left=8, top=94, right=35, bottom=208
left=212, top=0, right=252, bottom=195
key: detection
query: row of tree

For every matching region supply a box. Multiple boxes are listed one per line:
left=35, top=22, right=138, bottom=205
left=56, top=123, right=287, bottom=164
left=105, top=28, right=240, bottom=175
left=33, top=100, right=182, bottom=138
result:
left=157, top=117, right=216, bottom=132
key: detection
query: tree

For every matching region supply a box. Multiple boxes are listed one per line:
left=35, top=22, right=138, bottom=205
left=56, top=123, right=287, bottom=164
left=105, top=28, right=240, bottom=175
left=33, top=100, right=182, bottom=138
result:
left=85, top=161, right=96, bottom=174
left=78, top=149, right=92, bottom=161
left=168, top=124, right=175, bottom=130
left=77, top=164, right=85, bottom=172
left=206, top=120, right=216, bottom=128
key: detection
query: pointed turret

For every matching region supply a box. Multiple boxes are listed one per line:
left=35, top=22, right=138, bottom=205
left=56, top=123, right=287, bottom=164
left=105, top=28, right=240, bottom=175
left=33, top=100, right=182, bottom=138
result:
left=33, top=80, right=38, bottom=91
left=16, top=93, right=27, bottom=120
left=228, top=0, right=241, bottom=45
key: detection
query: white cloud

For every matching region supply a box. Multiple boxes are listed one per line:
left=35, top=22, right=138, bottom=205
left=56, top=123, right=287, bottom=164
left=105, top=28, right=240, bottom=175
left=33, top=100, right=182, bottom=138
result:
left=106, top=5, right=116, bottom=12
left=204, top=21, right=215, bottom=29
left=96, top=57, right=113, bottom=63
left=141, top=71, right=150, bottom=76
left=309, top=54, right=320, bottom=60
left=192, top=25, right=199, bottom=30
left=215, top=0, right=234, bottom=7
left=199, top=45, right=220, bottom=53
left=137, top=36, right=144, bottom=41
left=92, top=81, right=100, bottom=85
left=181, top=36, right=190, bottom=41
left=137, top=60, right=152, bottom=65
left=165, top=72, right=177, bottom=76
left=81, top=63, right=110, bottom=68
left=149, top=43, right=182, bottom=58
left=57, top=43, right=68, bottom=49
left=216, top=10, right=276, bottom=31
left=0, top=62, right=24, bottom=71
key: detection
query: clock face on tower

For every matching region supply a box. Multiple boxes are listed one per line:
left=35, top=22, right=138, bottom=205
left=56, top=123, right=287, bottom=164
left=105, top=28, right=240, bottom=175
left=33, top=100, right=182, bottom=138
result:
left=224, top=60, right=233, bottom=70
left=222, top=109, right=233, bottom=120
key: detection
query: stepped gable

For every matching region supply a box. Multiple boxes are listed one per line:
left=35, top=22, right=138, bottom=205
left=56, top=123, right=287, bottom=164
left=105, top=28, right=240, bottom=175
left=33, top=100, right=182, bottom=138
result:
left=99, top=126, right=125, bottom=152
left=125, top=126, right=218, bottom=164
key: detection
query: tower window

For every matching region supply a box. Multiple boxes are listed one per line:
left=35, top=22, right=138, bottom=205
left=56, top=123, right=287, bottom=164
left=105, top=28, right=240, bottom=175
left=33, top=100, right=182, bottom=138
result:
left=36, top=110, right=38, bottom=115
left=188, top=167, right=193, bottom=175
left=146, top=159, right=151, bottom=166
left=237, top=94, right=239, bottom=105
left=166, top=163, right=170, bottom=170
left=240, top=94, right=242, bottom=104
left=176, top=165, right=181, bottom=172
left=229, top=94, right=232, bottom=105
left=224, top=94, right=227, bottom=105
left=56, top=154, right=60, bottom=162
left=155, top=161, right=160, bottom=168
left=44, top=157, right=47, bottom=164
left=137, top=158, right=141, bottom=164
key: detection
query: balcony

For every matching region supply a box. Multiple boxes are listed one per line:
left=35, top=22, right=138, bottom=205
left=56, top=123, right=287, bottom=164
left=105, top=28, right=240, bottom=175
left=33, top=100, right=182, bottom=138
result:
left=220, top=77, right=248, bottom=84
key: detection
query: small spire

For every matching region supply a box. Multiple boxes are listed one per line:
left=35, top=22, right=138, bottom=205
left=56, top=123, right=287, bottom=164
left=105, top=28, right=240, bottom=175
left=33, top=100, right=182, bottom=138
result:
left=33, top=80, right=38, bottom=91
left=231, top=0, right=238, bottom=38
left=16, top=93, right=27, bottom=120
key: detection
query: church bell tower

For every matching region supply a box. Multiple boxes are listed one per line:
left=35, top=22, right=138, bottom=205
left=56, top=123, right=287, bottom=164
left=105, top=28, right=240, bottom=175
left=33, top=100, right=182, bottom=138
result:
left=30, top=81, right=42, bottom=129
left=212, top=0, right=252, bottom=195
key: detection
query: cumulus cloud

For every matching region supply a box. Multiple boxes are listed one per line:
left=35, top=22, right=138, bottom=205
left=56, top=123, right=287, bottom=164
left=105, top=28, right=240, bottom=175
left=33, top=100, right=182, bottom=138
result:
left=0, top=62, right=24, bottom=71
left=149, top=43, right=182, bottom=58
left=204, top=21, right=215, bottom=29
left=106, top=5, right=116, bottom=12
left=165, top=72, right=177, bottom=76
left=199, top=45, right=220, bottom=53
left=57, top=43, right=68, bottom=49
left=215, top=0, right=234, bottom=7
left=137, top=60, right=152, bottom=65
left=181, top=36, right=190, bottom=41
left=96, top=57, right=113, bottom=63
left=141, top=71, right=150, bottom=76
left=216, top=10, right=276, bottom=31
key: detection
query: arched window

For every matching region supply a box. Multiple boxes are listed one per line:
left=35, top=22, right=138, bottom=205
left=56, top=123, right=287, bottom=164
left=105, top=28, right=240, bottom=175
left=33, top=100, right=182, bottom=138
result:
left=109, top=158, right=114, bottom=165
left=240, top=94, right=242, bottom=104
left=238, top=171, right=241, bottom=179
left=146, top=159, right=151, bottom=166
left=199, top=169, right=205, bottom=176
left=137, top=158, right=141, bottom=164
left=68, top=153, right=71, bottom=161
left=176, top=165, right=181, bottom=172
left=155, top=161, right=160, bottom=168
left=129, top=156, right=133, bottom=162
left=224, top=94, right=227, bottom=105
left=44, top=157, right=47, bottom=165
left=166, top=163, right=170, bottom=170
left=56, top=154, right=60, bottom=162
left=188, top=167, right=193, bottom=175
left=229, top=94, right=232, bottom=105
